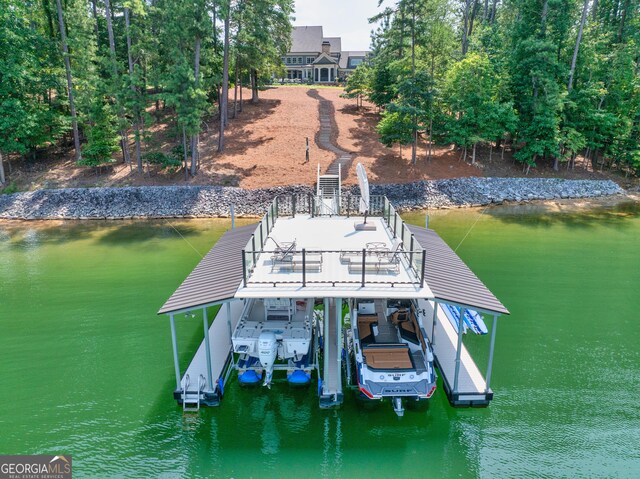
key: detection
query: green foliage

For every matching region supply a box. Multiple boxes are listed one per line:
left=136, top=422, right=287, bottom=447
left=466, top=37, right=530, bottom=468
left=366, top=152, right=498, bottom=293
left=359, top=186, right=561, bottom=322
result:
left=343, top=63, right=371, bottom=107
left=365, top=0, right=639, bottom=174
left=1, top=181, right=18, bottom=195
left=144, top=151, right=182, bottom=170
left=377, top=110, right=414, bottom=148
left=77, top=102, right=120, bottom=167
left=443, top=53, right=516, bottom=149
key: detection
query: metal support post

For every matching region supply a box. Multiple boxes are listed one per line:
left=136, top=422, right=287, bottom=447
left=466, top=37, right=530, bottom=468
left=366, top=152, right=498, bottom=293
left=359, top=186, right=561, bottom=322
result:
left=251, top=235, right=256, bottom=265
left=230, top=204, right=235, bottom=229
left=169, top=314, right=181, bottom=390
left=361, top=249, right=366, bottom=287
left=393, top=214, right=397, bottom=238
left=292, top=195, right=296, bottom=217
left=241, top=250, right=247, bottom=286
left=485, top=315, right=498, bottom=393
left=323, top=298, right=330, bottom=393
left=203, top=308, right=214, bottom=391
left=226, top=301, right=233, bottom=343
left=409, top=236, right=414, bottom=266
left=431, top=301, right=438, bottom=347
left=453, top=307, right=466, bottom=394
left=302, top=249, right=306, bottom=287
left=335, top=298, right=342, bottom=387
left=420, top=250, right=426, bottom=288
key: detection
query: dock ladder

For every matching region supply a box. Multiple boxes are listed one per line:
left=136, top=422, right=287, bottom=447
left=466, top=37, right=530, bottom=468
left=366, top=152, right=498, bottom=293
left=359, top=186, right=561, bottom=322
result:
left=316, top=164, right=341, bottom=216
left=181, top=374, right=206, bottom=412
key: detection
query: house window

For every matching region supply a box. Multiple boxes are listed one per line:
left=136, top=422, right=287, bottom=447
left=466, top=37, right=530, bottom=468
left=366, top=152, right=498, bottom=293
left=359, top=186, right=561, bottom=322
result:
left=307, top=56, right=314, bottom=64
left=292, top=57, right=297, bottom=64
left=286, top=57, right=291, bottom=64
left=350, top=58, right=363, bottom=68
left=298, top=57, right=303, bottom=63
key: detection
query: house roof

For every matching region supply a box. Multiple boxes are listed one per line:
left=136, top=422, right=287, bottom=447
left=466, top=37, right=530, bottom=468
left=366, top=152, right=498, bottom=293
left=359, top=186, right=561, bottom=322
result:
left=158, top=224, right=256, bottom=314
left=323, top=37, right=342, bottom=53
left=313, top=53, right=339, bottom=65
left=291, top=26, right=324, bottom=53
left=290, top=27, right=345, bottom=54
left=339, top=51, right=368, bottom=69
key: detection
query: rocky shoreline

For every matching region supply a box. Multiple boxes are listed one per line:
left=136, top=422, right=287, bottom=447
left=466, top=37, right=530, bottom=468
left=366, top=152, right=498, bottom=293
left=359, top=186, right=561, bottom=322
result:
left=0, top=177, right=624, bottom=220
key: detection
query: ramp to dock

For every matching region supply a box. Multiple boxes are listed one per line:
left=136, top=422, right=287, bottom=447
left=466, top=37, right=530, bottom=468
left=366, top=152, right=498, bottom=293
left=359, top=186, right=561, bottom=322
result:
left=321, top=298, right=343, bottom=406
left=419, top=299, right=491, bottom=406
left=180, top=300, right=244, bottom=405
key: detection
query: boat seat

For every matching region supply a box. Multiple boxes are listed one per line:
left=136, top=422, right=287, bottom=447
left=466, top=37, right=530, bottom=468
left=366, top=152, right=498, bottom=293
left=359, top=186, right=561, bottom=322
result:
left=390, top=309, right=409, bottom=324
left=357, top=315, right=378, bottom=345
left=399, top=319, right=419, bottom=345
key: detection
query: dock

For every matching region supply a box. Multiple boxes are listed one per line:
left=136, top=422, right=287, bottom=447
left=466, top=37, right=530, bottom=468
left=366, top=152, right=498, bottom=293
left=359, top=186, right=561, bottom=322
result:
left=175, top=300, right=244, bottom=407
left=158, top=191, right=509, bottom=412
left=420, top=299, right=492, bottom=406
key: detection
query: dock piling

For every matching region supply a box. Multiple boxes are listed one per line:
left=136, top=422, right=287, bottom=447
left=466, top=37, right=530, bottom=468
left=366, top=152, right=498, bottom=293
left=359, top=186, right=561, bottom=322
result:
left=453, top=307, right=466, bottom=394
left=203, top=308, right=214, bottom=392
left=485, top=315, right=498, bottom=392
left=170, top=314, right=181, bottom=390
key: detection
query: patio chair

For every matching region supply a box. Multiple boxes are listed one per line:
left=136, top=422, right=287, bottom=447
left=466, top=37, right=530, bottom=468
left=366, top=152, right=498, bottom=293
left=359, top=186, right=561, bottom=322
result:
left=267, top=237, right=296, bottom=271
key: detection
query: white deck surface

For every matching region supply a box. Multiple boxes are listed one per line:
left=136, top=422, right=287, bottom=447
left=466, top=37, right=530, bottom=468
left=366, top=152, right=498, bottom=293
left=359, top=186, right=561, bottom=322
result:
left=236, top=215, right=434, bottom=300
left=419, top=299, right=487, bottom=396
left=182, top=300, right=244, bottom=392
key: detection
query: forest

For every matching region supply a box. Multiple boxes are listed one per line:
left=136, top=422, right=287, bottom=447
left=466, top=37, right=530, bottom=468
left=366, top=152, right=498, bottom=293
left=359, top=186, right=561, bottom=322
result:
left=0, top=0, right=638, bottom=188
left=0, top=0, right=293, bottom=185
left=345, top=0, right=640, bottom=175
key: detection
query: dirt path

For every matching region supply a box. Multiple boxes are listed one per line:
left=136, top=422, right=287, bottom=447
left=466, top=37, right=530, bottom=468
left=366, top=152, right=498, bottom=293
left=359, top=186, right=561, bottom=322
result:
left=307, top=89, right=353, bottom=178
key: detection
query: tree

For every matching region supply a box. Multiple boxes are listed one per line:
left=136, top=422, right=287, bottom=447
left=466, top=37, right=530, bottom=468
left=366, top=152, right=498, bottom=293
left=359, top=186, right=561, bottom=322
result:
left=443, top=53, right=516, bottom=164
left=54, top=0, right=82, bottom=161
left=342, top=63, right=371, bottom=109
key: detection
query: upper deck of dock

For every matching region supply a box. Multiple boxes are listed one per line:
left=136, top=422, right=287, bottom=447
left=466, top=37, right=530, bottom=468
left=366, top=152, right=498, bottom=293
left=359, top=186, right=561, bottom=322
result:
left=235, top=195, right=434, bottom=300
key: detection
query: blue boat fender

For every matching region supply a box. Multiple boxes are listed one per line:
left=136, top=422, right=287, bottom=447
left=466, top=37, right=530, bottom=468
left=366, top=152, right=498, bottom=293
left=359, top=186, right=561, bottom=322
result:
left=288, top=370, right=311, bottom=385
left=238, top=370, right=261, bottom=385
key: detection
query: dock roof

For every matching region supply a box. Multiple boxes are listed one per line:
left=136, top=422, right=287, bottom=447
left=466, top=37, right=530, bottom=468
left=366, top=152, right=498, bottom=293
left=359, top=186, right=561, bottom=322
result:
left=158, top=224, right=255, bottom=315
left=158, top=219, right=509, bottom=317
left=408, top=225, right=509, bottom=315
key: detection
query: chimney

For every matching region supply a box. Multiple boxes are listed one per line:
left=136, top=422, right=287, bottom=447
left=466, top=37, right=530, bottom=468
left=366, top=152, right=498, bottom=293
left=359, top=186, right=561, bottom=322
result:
left=322, top=41, right=331, bottom=54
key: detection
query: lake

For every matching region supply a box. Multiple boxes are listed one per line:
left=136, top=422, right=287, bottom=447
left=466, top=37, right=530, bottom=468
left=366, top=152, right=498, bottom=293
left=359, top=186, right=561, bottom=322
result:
left=1, top=200, right=638, bottom=478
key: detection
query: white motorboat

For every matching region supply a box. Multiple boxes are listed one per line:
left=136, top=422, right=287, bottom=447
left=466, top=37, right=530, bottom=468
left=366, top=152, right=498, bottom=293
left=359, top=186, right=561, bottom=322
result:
left=232, top=298, right=315, bottom=386
left=351, top=299, right=436, bottom=416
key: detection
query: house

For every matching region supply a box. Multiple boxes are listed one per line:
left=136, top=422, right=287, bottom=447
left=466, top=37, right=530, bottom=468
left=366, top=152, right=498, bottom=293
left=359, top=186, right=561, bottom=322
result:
left=280, top=26, right=368, bottom=83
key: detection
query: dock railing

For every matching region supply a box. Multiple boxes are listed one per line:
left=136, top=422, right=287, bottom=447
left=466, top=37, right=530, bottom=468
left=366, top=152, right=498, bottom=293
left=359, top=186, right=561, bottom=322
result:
left=241, top=194, right=427, bottom=289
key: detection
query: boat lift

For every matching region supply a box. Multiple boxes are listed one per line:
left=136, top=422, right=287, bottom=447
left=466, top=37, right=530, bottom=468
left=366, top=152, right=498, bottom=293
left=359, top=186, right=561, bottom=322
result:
left=158, top=192, right=508, bottom=411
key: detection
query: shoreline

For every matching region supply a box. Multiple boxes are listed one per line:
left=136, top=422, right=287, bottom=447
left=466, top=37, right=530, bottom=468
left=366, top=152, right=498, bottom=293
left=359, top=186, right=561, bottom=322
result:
left=0, top=177, right=629, bottom=221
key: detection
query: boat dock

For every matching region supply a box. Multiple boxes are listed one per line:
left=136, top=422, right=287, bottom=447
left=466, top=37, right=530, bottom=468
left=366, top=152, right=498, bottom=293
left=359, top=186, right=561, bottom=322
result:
left=158, top=191, right=509, bottom=411
left=174, top=300, right=244, bottom=408
left=421, top=300, right=493, bottom=406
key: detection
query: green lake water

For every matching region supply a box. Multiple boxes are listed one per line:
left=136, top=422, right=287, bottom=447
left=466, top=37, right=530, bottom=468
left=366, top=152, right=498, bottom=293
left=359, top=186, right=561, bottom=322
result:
left=1, top=202, right=639, bottom=478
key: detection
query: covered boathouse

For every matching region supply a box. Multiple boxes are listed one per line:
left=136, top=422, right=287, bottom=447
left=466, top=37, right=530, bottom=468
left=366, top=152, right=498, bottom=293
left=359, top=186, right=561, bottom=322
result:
left=158, top=193, right=509, bottom=411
